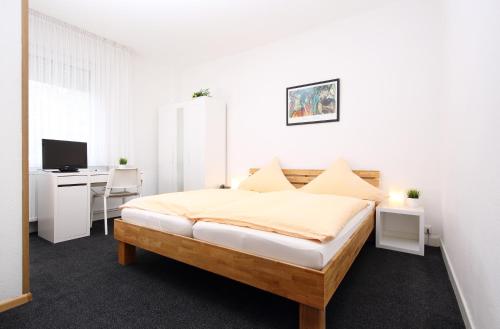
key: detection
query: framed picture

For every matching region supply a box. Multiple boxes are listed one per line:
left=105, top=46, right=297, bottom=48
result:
left=286, top=78, right=339, bottom=126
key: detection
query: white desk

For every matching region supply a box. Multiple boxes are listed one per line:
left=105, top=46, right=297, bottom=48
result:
left=36, top=170, right=112, bottom=243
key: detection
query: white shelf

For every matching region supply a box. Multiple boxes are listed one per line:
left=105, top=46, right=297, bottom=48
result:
left=377, top=200, right=424, bottom=215
left=376, top=203, right=425, bottom=256
left=379, top=235, right=420, bottom=254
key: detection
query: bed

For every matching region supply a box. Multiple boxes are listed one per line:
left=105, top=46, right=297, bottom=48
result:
left=114, top=168, right=380, bottom=329
left=121, top=208, right=194, bottom=237
left=192, top=201, right=374, bottom=270
left=120, top=188, right=258, bottom=237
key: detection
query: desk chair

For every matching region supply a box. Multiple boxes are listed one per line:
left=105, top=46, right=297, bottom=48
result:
left=91, top=168, right=142, bottom=235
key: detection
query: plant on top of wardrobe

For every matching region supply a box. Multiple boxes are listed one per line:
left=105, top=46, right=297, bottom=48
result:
left=192, top=88, right=211, bottom=98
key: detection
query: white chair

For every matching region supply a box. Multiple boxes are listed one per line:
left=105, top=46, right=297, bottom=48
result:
left=91, top=168, right=142, bottom=235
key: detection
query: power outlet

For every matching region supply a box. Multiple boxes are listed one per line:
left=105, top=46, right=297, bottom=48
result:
left=423, top=225, right=440, bottom=246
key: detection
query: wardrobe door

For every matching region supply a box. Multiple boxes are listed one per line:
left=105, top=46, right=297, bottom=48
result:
left=182, top=100, right=206, bottom=191
left=158, top=106, right=180, bottom=193
left=204, top=98, right=227, bottom=188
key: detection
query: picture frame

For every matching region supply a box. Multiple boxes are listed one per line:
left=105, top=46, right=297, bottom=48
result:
left=286, top=78, right=339, bottom=126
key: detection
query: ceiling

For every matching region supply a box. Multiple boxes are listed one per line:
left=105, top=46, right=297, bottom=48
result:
left=30, top=0, right=394, bottom=65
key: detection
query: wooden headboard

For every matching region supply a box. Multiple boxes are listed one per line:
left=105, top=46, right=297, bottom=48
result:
left=249, top=168, right=380, bottom=188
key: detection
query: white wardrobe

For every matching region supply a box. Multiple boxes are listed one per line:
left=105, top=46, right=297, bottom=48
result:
left=158, top=96, right=227, bottom=193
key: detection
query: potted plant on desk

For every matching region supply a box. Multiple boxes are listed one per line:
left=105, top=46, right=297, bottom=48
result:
left=118, top=157, right=128, bottom=169
left=406, top=189, right=421, bottom=208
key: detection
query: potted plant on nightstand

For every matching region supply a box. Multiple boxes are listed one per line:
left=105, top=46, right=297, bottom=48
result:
left=118, top=157, right=128, bottom=169
left=406, top=189, right=421, bottom=208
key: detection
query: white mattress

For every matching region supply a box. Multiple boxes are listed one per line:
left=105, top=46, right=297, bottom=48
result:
left=121, top=208, right=193, bottom=237
left=192, top=201, right=374, bottom=270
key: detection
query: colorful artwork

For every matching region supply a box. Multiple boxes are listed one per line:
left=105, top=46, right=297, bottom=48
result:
left=286, top=79, right=339, bottom=125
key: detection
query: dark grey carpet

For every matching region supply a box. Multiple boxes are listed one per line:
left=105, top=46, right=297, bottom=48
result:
left=0, top=220, right=464, bottom=329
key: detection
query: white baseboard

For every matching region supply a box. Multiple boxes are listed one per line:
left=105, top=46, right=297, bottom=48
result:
left=440, top=239, right=474, bottom=329
left=428, top=234, right=441, bottom=247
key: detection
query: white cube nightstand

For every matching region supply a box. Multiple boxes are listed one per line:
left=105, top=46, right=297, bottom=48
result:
left=376, top=201, right=425, bottom=256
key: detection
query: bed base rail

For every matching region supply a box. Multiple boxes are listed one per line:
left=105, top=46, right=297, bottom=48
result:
left=114, top=211, right=373, bottom=329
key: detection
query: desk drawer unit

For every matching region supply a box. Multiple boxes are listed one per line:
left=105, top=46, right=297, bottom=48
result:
left=57, top=175, right=88, bottom=186
left=37, top=173, right=91, bottom=243
left=55, top=184, right=89, bottom=242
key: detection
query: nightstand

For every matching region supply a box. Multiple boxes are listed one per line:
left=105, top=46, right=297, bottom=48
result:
left=376, top=201, right=425, bottom=256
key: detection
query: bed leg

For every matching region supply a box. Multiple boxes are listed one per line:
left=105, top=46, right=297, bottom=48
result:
left=299, top=304, right=325, bottom=329
left=118, top=241, right=136, bottom=265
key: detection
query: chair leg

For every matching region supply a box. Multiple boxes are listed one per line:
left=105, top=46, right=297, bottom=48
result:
left=103, top=196, right=108, bottom=235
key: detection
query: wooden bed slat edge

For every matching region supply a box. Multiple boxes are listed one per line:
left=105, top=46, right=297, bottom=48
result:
left=323, top=211, right=374, bottom=302
left=249, top=168, right=380, bottom=188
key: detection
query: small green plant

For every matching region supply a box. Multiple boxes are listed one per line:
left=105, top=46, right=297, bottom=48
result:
left=119, top=157, right=128, bottom=165
left=407, top=189, right=420, bottom=199
left=192, top=88, right=211, bottom=98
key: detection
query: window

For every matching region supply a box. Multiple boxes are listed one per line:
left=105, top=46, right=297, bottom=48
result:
left=29, top=10, right=133, bottom=168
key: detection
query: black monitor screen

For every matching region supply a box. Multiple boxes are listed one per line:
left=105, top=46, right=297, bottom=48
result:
left=42, top=139, right=88, bottom=170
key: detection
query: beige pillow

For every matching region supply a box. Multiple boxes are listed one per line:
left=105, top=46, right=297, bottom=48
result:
left=301, top=159, right=386, bottom=201
left=238, top=158, right=296, bottom=192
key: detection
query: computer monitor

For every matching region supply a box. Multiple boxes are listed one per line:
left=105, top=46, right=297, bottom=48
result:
left=42, top=139, right=88, bottom=171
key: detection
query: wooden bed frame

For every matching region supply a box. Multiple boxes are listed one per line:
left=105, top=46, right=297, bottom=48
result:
left=114, top=169, right=380, bottom=329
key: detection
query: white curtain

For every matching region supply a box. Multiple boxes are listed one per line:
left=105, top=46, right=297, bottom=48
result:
left=29, top=10, right=133, bottom=168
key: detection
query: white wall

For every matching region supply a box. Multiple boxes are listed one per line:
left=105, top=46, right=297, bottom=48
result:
left=441, top=0, right=500, bottom=328
left=176, top=0, right=444, bottom=236
left=0, top=0, right=23, bottom=301
left=131, top=56, right=178, bottom=196
left=133, top=1, right=500, bottom=327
